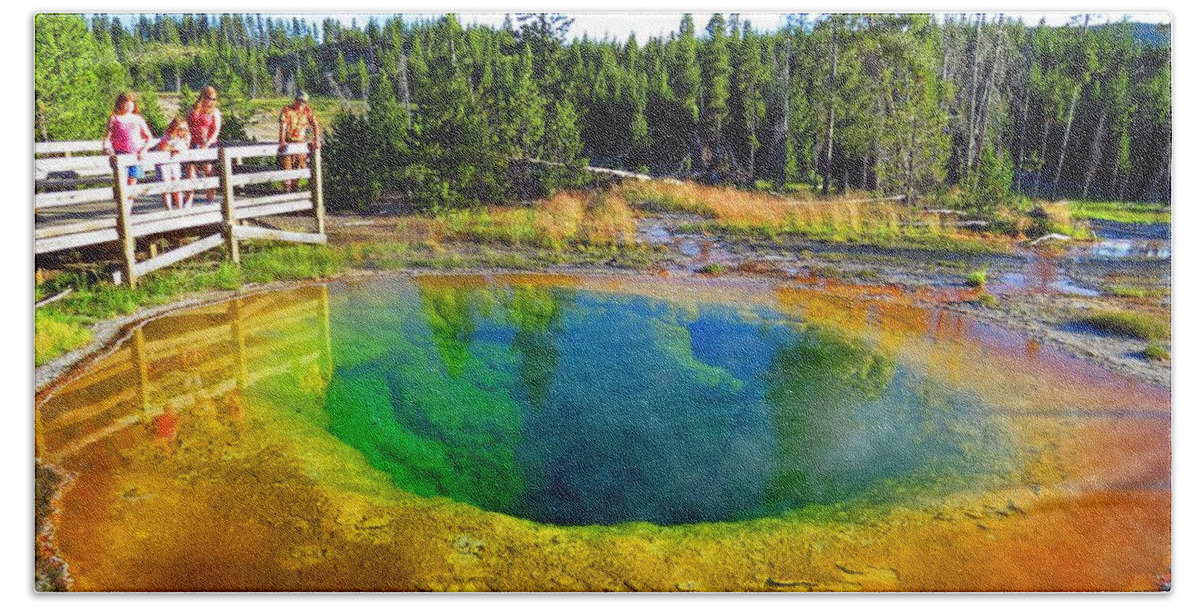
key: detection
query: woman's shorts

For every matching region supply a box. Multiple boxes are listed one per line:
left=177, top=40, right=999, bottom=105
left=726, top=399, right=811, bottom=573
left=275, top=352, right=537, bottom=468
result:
left=126, top=165, right=145, bottom=180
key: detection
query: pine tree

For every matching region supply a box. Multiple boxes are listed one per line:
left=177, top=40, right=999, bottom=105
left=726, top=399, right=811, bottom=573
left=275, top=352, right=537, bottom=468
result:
left=729, top=22, right=767, bottom=182
left=699, top=14, right=732, bottom=164
left=35, top=15, right=113, bottom=140
left=325, top=112, right=381, bottom=210
left=539, top=99, right=587, bottom=193
left=353, top=58, right=370, bottom=100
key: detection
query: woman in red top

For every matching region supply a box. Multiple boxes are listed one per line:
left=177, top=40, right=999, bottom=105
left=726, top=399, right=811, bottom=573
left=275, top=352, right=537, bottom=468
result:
left=186, top=86, right=223, bottom=203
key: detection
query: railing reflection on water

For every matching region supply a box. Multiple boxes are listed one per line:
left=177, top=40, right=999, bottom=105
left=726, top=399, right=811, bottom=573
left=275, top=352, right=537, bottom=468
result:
left=36, top=285, right=333, bottom=463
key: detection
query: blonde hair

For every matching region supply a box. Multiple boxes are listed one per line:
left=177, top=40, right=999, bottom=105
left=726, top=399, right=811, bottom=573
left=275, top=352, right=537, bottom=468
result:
left=192, top=85, right=219, bottom=114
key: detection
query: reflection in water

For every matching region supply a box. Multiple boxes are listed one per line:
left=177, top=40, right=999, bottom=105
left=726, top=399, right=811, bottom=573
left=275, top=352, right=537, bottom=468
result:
left=37, top=287, right=333, bottom=463
left=419, top=285, right=480, bottom=378
left=766, top=329, right=1009, bottom=511
left=1085, top=220, right=1171, bottom=260
left=507, top=286, right=570, bottom=408
left=995, top=251, right=1101, bottom=297
left=325, top=280, right=525, bottom=513
left=322, top=278, right=1014, bottom=525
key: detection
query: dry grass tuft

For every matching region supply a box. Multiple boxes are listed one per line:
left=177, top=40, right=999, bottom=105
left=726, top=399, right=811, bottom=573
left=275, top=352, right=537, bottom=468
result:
left=615, top=180, right=908, bottom=241
left=428, top=190, right=637, bottom=248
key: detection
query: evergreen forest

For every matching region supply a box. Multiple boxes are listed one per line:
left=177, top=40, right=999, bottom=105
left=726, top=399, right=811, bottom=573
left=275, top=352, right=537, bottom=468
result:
left=34, top=12, right=1172, bottom=212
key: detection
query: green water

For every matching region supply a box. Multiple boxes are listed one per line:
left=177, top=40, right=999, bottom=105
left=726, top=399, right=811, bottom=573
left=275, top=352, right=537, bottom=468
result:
left=312, top=276, right=1012, bottom=526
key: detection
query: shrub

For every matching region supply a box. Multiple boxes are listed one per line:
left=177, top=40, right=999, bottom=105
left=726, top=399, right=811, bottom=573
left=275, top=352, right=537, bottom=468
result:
left=965, top=267, right=988, bottom=288
left=959, top=146, right=1015, bottom=217
left=1026, top=202, right=1075, bottom=238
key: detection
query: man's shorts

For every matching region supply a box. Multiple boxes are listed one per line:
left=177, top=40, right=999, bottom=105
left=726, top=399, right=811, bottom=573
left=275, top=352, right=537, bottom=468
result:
left=126, top=164, right=145, bottom=180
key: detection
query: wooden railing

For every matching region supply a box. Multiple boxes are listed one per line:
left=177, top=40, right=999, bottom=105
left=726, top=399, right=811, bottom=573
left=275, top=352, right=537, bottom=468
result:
left=35, top=140, right=326, bottom=287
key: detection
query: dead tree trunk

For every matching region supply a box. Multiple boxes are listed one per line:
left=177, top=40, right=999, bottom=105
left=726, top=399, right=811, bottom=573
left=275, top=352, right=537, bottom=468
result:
left=1080, top=108, right=1108, bottom=199
left=1051, top=84, right=1080, bottom=196
left=974, top=39, right=1005, bottom=165
left=965, top=14, right=984, bottom=171
left=1032, top=114, right=1053, bottom=197
left=1016, top=61, right=1032, bottom=192
left=774, top=38, right=791, bottom=188
left=1108, top=135, right=1123, bottom=198
left=396, top=52, right=412, bottom=126
left=822, top=24, right=839, bottom=196
left=1052, top=14, right=1091, bottom=197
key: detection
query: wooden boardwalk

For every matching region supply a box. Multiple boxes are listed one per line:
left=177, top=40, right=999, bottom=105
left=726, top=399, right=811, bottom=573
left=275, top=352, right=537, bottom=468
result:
left=36, top=140, right=326, bottom=286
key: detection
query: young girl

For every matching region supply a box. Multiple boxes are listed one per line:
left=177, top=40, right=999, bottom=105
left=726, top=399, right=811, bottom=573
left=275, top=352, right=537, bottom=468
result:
left=155, top=117, right=192, bottom=209
left=102, top=92, right=155, bottom=186
left=187, top=86, right=223, bottom=202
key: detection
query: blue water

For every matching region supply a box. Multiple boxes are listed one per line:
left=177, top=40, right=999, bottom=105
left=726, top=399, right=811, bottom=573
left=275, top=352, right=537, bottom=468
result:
left=322, top=276, right=1011, bottom=526
left=1086, top=220, right=1171, bottom=259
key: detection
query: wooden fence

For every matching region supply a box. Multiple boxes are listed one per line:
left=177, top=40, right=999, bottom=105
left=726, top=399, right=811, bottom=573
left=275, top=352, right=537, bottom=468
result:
left=35, top=140, right=326, bottom=286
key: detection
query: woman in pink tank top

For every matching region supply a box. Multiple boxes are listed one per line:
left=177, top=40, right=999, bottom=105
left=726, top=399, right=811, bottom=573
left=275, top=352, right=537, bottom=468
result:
left=186, top=86, right=223, bottom=203
left=102, top=92, right=154, bottom=187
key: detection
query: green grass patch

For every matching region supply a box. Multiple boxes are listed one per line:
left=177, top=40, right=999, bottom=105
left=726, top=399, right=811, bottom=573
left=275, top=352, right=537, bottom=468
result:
left=853, top=269, right=882, bottom=282
left=1145, top=342, right=1170, bottom=361
left=1079, top=310, right=1170, bottom=341
left=975, top=293, right=998, bottom=308
left=35, top=243, right=341, bottom=366
left=240, top=244, right=343, bottom=282
left=41, top=261, right=245, bottom=322
left=965, top=267, right=988, bottom=288
left=34, top=309, right=92, bottom=366
left=1069, top=201, right=1171, bottom=224
left=440, top=207, right=541, bottom=247
left=691, top=220, right=1009, bottom=254
left=340, top=240, right=662, bottom=272
left=1101, top=284, right=1171, bottom=299
left=698, top=263, right=727, bottom=275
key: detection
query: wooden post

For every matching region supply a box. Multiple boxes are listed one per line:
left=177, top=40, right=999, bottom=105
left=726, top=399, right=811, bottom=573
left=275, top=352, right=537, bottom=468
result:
left=229, top=299, right=248, bottom=389
left=319, top=285, right=333, bottom=378
left=110, top=155, right=137, bottom=287
left=132, top=327, right=151, bottom=415
left=233, top=156, right=244, bottom=195
left=218, top=147, right=240, bottom=264
left=309, top=144, right=326, bottom=236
